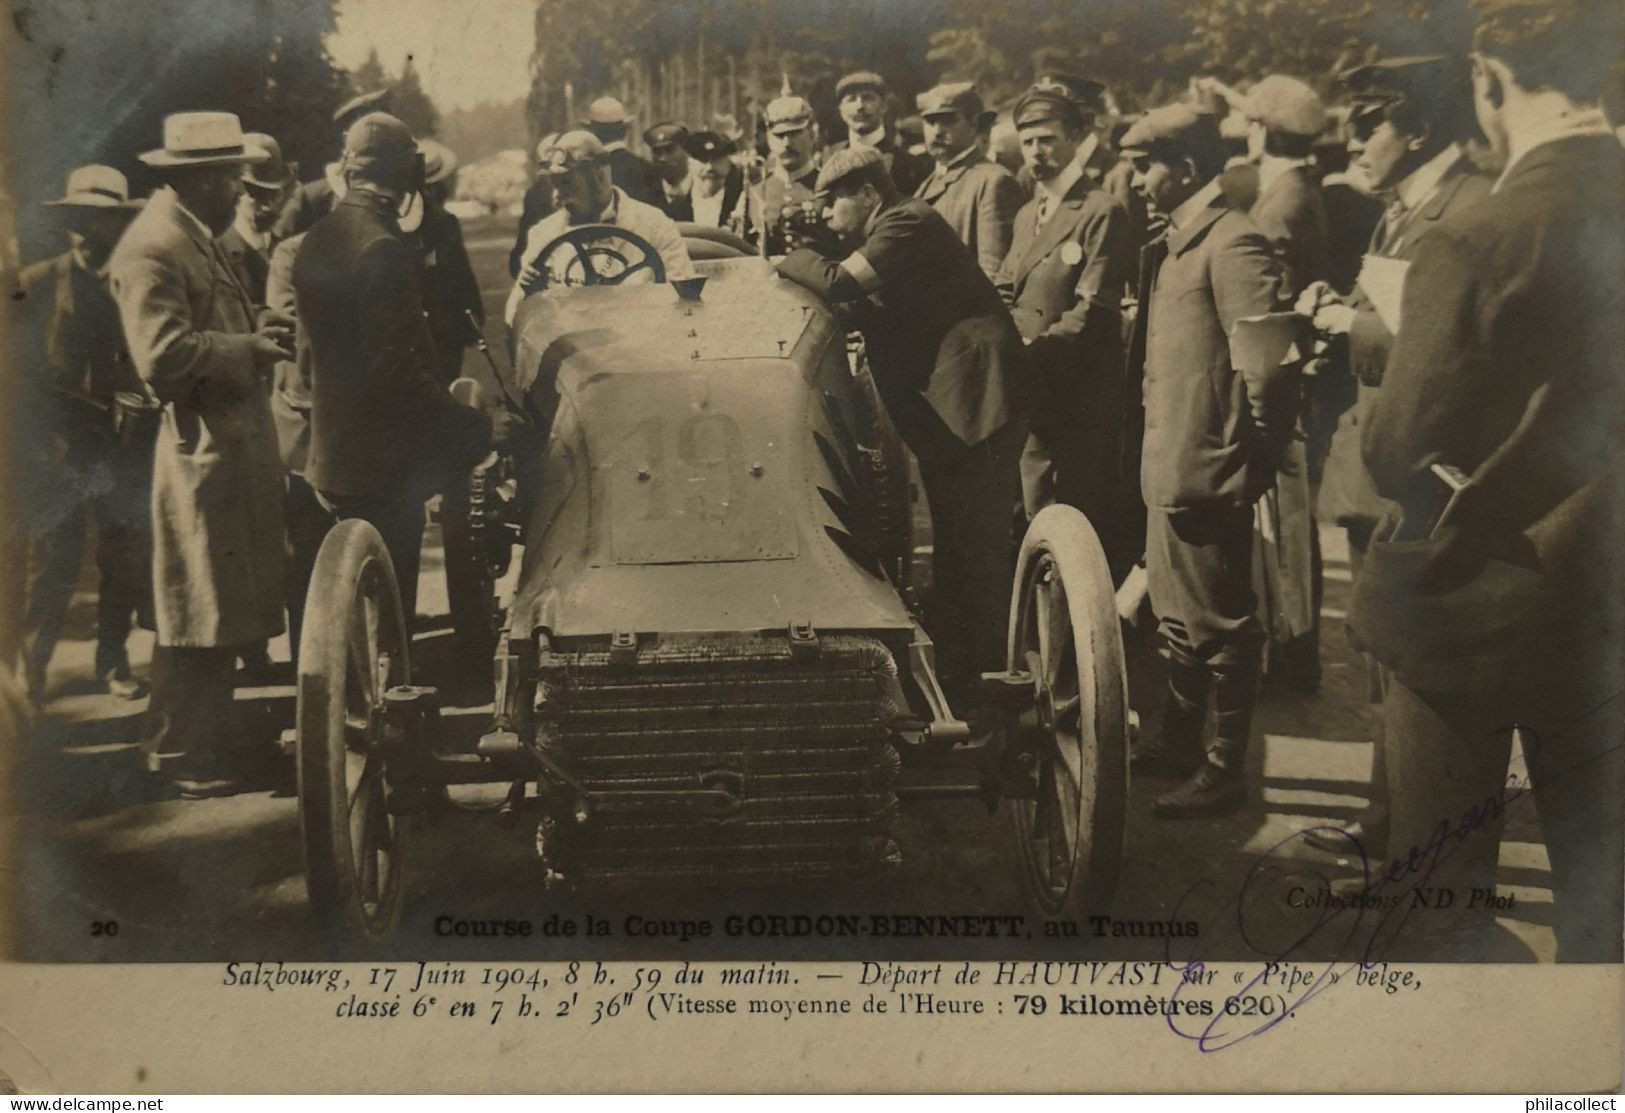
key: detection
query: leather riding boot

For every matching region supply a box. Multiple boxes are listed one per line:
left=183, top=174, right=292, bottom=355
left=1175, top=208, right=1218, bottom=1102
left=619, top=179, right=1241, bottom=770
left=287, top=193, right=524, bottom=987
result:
left=1154, top=659, right=1255, bottom=819
left=1131, top=659, right=1210, bottom=780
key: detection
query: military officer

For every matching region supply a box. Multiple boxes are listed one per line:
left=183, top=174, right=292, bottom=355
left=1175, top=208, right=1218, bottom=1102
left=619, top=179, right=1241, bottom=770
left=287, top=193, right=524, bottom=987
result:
left=108, top=113, right=295, bottom=796
left=645, top=122, right=697, bottom=222
left=16, top=166, right=149, bottom=704
left=218, top=133, right=293, bottom=304
left=1348, top=0, right=1624, bottom=960
left=743, top=95, right=822, bottom=255
left=1118, top=104, right=1288, bottom=818
left=1296, top=55, right=1491, bottom=858
left=775, top=147, right=1031, bottom=716
left=685, top=131, right=747, bottom=230
left=913, top=82, right=1024, bottom=280
left=581, top=96, right=661, bottom=206
left=824, top=71, right=932, bottom=197
left=298, top=113, right=512, bottom=627
left=994, top=80, right=1137, bottom=567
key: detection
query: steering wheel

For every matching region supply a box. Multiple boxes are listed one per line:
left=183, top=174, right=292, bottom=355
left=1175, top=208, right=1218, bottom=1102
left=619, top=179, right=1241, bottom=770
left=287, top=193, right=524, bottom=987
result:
left=520, top=224, right=666, bottom=295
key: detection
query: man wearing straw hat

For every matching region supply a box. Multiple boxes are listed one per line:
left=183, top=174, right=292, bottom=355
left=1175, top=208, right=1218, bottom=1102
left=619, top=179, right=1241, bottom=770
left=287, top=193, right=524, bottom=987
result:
left=15, top=165, right=148, bottom=705
left=108, top=112, right=295, bottom=797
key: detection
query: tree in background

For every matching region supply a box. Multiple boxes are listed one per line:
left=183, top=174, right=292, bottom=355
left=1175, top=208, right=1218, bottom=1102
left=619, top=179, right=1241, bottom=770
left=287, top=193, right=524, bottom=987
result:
left=350, top=48, right=390, bottom=96
left=390, top=55, right=442, bottom=138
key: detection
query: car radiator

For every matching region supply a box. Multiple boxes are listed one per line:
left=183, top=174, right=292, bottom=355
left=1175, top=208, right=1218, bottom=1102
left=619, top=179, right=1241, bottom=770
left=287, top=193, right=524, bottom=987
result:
left=532, top=634, right=902, bottom=884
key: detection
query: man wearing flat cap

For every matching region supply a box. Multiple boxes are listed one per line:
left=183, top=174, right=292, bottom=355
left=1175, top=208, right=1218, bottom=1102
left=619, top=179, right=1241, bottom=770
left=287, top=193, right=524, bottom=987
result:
left=274, top=87, right=393, bottom=241
left=645, top=122, right=697, bottom=222
left=744, top=94, right=823, bottom=255
left=775, top=146, right=1031, bottom=718
left=219, top=132, right=293, bottom=305
left=1294, top=55, right=1491, bottom=859
left=15, top=165, right=150, bottom=705
left=995, top=80, right=1138, bottom=566
left=582, top=96, right=660, bottom=206
left=296, top=112, right=510, bottom=627
left=913, top=82, right=1024, bottom=280
left=108, top=112, right=296, bottom=796
left=1241, top=74, right=1330, bottom=299
left=685, top=131, right=747, bottom=230
left=1116, top=102, right=1288, bottom=818
left=505, top=131, right=696, bottom=324
left=1347, top=0, right=1625, bottom=961
left=825, top=71, right=932, bottom=197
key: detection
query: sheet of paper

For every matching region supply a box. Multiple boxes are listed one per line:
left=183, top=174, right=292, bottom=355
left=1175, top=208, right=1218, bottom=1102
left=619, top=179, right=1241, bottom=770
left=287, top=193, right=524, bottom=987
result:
left=1358, top=253, right=1411, bottom=333
left=1228, top=311, right=1302, bottom=375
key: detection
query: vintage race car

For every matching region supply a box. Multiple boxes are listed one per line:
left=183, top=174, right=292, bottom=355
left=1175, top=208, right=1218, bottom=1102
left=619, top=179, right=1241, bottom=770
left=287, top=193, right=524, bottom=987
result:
left=295, top=224, right=1129, bottom=950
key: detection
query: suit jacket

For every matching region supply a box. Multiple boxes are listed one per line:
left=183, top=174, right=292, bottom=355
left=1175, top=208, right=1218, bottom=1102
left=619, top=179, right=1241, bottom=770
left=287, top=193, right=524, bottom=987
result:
left=777, top=198, right=1031, bottom=464
left=264, top=232, right=313, bottom=473
left=1248, top=163, right=1328, bottom=298
left=217, top=225, right=271, bottom=305
left=509, top=178, right=556, bottom=278
left=273, top=176, right=336, bottom=241
left=654, top=181, right=694, bottom=223
left=1139, top=194, right=1285, bottom=510
left=416, top=205, right=483, bottom=384
left=608, top=147, right=660, bottom=206
left=825, top=133, right=933, bottom=197
left=1319, top=155, right=1489, bottom=527
left=995, top=174, right=1134, bottom=425
left=1351, top=133, right=1625, bottom=694
left=107, top=186, right=286, bottom=646
left=914, top=149, right=1024, bottom=279
left=295, top=188, right=490, bottom=499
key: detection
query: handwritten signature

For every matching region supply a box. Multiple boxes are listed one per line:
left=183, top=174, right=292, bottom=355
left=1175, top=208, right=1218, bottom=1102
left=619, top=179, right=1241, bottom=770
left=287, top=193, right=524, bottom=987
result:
left=1155, top=689, right=1624, bottom=1052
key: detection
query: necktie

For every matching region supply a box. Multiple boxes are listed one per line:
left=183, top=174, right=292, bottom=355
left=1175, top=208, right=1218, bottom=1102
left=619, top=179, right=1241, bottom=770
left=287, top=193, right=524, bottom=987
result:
left=1036, top=192, right=1051, bottom=226
left=1375, top=200, right=1407, bottom=255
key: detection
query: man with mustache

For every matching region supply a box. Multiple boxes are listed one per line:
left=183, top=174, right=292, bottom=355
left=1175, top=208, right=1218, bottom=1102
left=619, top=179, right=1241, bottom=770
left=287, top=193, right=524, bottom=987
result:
left=913, top=82, right=1024, bottom=281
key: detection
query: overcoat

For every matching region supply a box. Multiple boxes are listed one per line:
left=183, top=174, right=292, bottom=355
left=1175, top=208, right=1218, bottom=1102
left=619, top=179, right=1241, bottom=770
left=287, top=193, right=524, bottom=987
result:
left=107, top=186, right=286, bottom=647
left=914, top=149, right=1025, bottom=279
left=1248, top=163, right=1328, bottom=299
left=1351, top=134, right=1625, bottom=696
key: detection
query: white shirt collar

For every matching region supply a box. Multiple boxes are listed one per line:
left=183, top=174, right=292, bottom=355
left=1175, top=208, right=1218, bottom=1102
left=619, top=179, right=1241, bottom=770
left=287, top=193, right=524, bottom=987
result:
left=1257, top=153, right=1310, bottom=195
left=1394, top=143, right=1463, bottom=211
left=1035, top=159, right=1086, bottom=210
left=1493, top=106, right=1612, bottom=192
left=848, top=123, right=886, bottom=149
left=936, top=142, right=981, bottom=173
left=1169, top=177, right=1224, bottom=232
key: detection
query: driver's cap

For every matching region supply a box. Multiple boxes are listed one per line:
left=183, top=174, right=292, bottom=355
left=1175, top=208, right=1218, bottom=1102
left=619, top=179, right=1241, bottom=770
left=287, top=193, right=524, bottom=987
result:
left=542, top=130, right=607, bottom=175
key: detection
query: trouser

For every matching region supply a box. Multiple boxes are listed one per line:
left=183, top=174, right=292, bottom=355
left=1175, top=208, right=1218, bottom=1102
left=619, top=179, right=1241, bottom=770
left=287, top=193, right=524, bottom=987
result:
left=1020, top=425, right=1127, bottom=571
left=1344, top=517, right=1388, bottom=828
left=1146, top=503, right=1264, bottom=766
left=915, top=419, right=1026, bottom=704
left=142, top=644, right=240, bottom=774
left=1383, top=674, right=1625, bottom=961
left=22, top=438, right=154, bottom=692
left=316, top=486, right=427, bottom=625
left=284, top=474, right=337, bottom=659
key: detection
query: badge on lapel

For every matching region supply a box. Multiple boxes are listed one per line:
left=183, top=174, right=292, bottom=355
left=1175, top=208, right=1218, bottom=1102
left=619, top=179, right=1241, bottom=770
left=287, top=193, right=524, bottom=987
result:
left=1061, top=241, right=1084, bottom=266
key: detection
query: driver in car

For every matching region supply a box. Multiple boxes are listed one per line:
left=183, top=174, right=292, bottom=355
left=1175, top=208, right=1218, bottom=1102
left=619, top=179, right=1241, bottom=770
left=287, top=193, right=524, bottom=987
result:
left=503, top=130, right=696, bottom=325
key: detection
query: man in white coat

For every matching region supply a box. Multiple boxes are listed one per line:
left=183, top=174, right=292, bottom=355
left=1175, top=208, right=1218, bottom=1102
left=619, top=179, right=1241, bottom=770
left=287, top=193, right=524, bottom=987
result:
left=108, top=112, right=295, bottom=797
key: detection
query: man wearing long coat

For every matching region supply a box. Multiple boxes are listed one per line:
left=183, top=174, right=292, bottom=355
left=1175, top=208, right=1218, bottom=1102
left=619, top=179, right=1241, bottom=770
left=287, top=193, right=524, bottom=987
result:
left=108, top=112, right=292, bottom=795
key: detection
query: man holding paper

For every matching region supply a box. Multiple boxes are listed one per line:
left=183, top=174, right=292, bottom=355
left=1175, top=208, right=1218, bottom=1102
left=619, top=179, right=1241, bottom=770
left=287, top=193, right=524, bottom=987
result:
left=1349, top=0, right=1625, bottom=960
left=1296, top=55, right=1489, bottom=857
left=1119, top=104, right=1287, bottom=818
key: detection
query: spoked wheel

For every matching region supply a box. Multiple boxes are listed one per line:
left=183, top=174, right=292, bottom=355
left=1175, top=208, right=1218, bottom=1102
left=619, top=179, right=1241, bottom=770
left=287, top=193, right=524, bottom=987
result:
left=297, top=519, right=413, bottom=950
left=1004, top=504, right=1130, bottom=919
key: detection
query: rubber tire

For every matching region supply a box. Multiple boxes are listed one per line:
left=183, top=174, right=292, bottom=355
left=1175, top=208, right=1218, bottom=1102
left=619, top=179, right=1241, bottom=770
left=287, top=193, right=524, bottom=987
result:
left=297, top=519, right=413, bottom=953
left=1003, top=503, right=1130, bottom=919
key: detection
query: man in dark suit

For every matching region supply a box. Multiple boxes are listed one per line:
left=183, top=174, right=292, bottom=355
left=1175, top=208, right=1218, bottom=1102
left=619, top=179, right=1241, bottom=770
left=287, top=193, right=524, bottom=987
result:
left=685, top=131, right=746, bottom=230
left=218, top=132, right=293, bottom=305
left=776, top=147, right=1031, bottom=711
left=824, top=71, right=933, bottom=197
left=582, top=96, right=660, bottom=206
left=295, top=113, right=510, bottom=624
left=645, top=122, right=696, bottom=222
left=1348, top=0, right=1624, bottom=961
left=1297, top=55, right=1491, bottom=858
left=913, top=82, right=1024, bottom=280
left=509, top=134, right=558, bottom=279
left=1119, top=104, right=1288, bottom=818
left=994, top=81, right=1136, bottom=572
